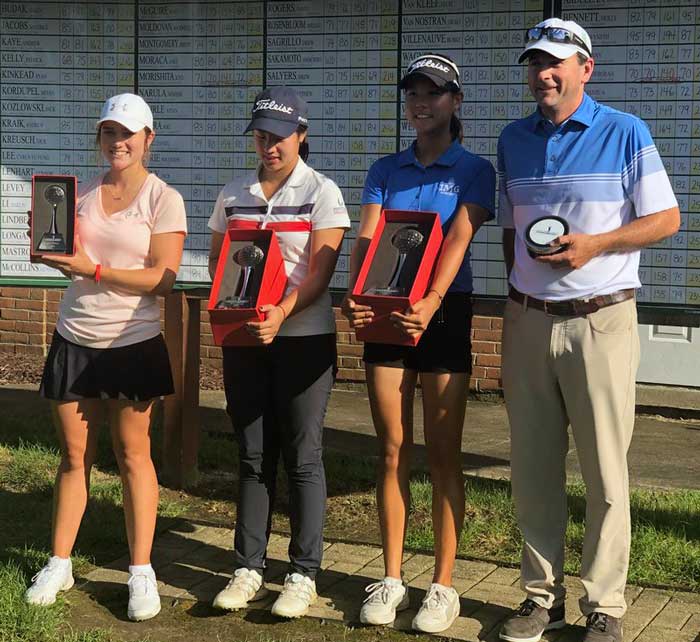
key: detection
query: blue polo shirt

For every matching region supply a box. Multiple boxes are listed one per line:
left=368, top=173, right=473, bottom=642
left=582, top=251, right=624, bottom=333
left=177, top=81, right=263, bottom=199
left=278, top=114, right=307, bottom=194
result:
left=362, top=140, right=496, bottom=293
left=497, top=93, right=677, bottom=300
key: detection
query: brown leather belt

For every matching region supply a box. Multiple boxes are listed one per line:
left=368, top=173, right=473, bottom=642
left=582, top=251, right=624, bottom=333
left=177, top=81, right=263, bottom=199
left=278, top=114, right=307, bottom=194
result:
left=508, top=287, right=635, bottom=317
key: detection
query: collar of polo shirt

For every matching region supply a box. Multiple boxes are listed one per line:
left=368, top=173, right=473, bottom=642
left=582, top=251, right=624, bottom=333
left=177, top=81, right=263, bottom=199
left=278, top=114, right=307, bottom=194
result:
left=528, top=92, right=596, bottom=132
left=398, top=139, right=464, bottom=168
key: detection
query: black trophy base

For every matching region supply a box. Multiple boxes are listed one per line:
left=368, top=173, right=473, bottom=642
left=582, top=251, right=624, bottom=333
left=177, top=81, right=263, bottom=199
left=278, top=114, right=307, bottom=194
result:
left=37, top=232, right=67, bottom=253
left=526, top=244, right=568, bottom=260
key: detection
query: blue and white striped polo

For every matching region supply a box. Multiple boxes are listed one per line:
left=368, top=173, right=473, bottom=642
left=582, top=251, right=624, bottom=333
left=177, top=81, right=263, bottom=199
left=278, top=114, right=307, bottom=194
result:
left=497, top=93, right=678, bottom=301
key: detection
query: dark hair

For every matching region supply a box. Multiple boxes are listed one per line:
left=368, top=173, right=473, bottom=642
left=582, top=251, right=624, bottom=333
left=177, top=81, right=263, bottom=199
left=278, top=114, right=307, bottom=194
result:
left=450, top=111, right=463, bottom=144
left=297, top=126, right=309, bottom=162
left=576, top=52, right=589, bottom=65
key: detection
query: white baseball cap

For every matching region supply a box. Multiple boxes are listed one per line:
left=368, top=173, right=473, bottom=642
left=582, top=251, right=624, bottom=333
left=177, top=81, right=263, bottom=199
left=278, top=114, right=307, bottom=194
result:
left=519, top=18, right=592, bottom=63
left=97, top=93, right=154, bottom=132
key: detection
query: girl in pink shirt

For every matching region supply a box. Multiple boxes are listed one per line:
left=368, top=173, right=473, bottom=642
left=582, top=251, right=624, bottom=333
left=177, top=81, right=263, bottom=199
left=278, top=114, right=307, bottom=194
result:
left=25, top=94, right=187, bottom=622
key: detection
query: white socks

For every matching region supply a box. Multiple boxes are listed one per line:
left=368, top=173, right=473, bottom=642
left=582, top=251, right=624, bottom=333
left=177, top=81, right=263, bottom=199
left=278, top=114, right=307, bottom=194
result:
left=129, top=563, right=155, bottom=576
left=49, top=555, right=71, bottom=568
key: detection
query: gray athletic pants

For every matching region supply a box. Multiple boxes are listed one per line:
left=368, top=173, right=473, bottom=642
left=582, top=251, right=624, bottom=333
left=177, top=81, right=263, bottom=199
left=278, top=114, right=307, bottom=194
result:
left=223, top=334, right=335, bottom=579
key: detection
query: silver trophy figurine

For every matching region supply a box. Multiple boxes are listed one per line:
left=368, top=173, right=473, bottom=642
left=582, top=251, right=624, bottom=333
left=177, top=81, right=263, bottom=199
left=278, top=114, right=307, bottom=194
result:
left=371, top=226, right=425, bottom=296
left=37, top=184, right=67, bottom=252
left=217, top=244, right=265, bottom=308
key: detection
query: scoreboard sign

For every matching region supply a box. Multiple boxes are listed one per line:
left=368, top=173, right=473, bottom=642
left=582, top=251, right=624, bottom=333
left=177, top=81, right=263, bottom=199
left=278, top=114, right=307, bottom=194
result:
left=1, top=0, right=699, bottom=311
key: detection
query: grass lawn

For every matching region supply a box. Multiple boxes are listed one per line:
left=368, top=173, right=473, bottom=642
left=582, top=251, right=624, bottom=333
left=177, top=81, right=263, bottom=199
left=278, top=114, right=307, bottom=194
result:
left=1, top=387, right=699, bottom=642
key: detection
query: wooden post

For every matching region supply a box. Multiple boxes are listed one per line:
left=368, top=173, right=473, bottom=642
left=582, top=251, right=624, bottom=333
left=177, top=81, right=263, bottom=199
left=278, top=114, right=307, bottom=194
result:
left=162, top=290, right=201, bottom=489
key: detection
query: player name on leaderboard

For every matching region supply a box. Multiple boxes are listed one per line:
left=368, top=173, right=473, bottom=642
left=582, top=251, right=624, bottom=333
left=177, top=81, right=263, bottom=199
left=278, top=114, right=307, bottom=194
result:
left=1, top=0, right=699, bottom=308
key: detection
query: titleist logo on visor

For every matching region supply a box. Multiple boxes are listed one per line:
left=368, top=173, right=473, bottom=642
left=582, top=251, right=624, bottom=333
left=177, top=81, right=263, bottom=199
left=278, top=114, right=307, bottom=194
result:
left=409, top=58, right=451, bottom=74
left=253, top=99, right=294, bottom=114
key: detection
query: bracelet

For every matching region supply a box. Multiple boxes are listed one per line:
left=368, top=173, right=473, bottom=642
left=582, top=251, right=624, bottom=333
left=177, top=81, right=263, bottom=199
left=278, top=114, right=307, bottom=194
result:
left=427, top=288, right=443, bottom=302
left=94, top=264, right=102, bottom=283
left=276, top=304, right=288, bottom=320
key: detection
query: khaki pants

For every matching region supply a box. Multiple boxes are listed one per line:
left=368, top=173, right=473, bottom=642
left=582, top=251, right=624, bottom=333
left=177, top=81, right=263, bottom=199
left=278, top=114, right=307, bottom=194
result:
left=502, top=297, right=639, bottom=618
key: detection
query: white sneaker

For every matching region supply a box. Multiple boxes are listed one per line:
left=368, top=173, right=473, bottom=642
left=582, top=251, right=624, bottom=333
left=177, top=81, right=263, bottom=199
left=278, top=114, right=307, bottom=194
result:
left=127, top=571, right=161, bottom=621
left=271, top=573, right=317, bottom=618
left=412, top=582, right=460, bottom=633
left=360, top=577, right=410, bottom=625
left=213, top=568, right=268, bottom=610
left=25, top=556, right=74, bottom=605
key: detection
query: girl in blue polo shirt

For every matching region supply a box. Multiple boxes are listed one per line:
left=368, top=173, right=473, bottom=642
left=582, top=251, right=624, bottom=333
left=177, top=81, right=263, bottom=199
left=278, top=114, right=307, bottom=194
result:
left=343, top=54, right=495, bottom=634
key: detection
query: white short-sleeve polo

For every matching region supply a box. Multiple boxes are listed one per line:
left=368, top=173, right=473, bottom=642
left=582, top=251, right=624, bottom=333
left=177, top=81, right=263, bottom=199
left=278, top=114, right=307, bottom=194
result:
left=209, top=159, right=350, bottom=337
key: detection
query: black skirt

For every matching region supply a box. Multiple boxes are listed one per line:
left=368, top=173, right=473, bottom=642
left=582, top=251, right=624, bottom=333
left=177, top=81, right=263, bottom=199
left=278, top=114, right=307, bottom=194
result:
left=40, top=331, right=175, bottom=401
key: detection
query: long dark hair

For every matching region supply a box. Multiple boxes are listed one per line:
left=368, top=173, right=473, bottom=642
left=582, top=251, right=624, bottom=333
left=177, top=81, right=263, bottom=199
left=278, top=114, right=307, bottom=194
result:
left=297, top=126, right=309, bottom=161
left=450, top=110, right=463, bottom=144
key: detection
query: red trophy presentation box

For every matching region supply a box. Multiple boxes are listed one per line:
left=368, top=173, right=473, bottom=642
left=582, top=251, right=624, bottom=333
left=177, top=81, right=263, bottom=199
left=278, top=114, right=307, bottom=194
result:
left=352, top=209, right=443, bottom=346
left=30, top=174, right=77, bottom=258
left=208, top=227, right=287, bottom=346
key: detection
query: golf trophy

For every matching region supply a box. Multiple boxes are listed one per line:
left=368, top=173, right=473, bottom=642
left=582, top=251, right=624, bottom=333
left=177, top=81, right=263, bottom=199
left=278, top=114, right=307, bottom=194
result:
left=37, top=184, right=67, bottom=253
left=524, top=216, right=569, bottom=259
left=217, top=244, right=265, bottom=309
left=370, top=226, right=425, bottom=296
left=352, top=209, right=442, bottom=346
left=208, top=227, right=288, bottom=346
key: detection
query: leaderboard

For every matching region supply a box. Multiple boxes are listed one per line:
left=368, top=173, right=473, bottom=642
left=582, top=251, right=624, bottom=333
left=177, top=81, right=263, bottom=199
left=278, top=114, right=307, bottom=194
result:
left=1, top=0, right=699, bottom=308
left=1, top=1, right=135, bottom=278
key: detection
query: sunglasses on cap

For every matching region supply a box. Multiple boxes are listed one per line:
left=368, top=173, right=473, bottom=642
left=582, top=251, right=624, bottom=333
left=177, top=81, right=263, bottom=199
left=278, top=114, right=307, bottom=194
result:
left=525, top=26, right=591, bottom=56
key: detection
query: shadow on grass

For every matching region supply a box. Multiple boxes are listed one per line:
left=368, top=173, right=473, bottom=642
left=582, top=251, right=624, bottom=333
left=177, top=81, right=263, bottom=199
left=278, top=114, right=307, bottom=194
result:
left=0, top=387, right=55, bottom=449
left=3, top=383, right=699, bottom=545
left=0, top=484, right=181, bottom=575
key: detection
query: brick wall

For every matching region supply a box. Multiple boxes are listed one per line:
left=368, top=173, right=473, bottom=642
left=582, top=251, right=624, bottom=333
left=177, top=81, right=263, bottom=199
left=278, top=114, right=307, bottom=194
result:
left=0, top=286, right=60, bottom=356
left=1, top=287, right=504, bottom=392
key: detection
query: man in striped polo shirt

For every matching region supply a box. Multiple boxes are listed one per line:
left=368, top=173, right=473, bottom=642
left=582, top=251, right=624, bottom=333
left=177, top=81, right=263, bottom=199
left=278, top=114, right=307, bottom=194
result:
left=497, top=18, right=680, bottom=642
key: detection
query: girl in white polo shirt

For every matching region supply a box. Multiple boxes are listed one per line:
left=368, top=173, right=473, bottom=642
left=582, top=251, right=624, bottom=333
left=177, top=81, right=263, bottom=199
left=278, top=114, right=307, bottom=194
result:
left=208, top=86, right=350, bottom=619
left=25, top=93, right=187, bottom=622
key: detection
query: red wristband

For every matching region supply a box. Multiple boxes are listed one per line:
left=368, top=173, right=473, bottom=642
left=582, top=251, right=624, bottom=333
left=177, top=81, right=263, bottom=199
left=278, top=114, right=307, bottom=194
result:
left=94, top=264, right=101, bottom=283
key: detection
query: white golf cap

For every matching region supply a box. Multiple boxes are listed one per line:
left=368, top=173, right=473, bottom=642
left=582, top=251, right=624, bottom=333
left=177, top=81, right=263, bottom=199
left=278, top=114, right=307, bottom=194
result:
left=519, top=18, right=592, bottom=63
left=96, top=93, right=154, bottom=132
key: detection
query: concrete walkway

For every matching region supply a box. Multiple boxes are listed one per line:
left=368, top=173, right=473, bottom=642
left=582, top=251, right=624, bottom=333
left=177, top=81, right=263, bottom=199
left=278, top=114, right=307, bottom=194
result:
left=84, top=522, right=700, bottom=642
left=201, top=386, right=700, bottom=491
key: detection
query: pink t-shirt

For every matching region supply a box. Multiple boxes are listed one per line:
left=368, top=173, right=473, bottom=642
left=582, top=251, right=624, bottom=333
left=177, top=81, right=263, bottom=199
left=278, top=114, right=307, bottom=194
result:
left=57, top=173, right=187, bottom=348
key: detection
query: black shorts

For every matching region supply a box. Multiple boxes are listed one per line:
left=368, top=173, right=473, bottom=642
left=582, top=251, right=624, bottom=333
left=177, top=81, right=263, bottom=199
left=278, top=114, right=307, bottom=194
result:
left=363, top=293, right=472, bottom=373
left=40, top=331, right=175, bottom=401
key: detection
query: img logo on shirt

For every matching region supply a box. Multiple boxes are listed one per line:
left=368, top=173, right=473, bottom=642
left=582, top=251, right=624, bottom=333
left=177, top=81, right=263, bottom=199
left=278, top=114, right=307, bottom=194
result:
left=438, top=180, right=460, bottom=195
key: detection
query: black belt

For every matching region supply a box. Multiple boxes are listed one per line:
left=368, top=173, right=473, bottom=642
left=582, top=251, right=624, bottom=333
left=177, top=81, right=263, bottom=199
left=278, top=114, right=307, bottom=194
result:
left=508, top=287, right=635, bottom=317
